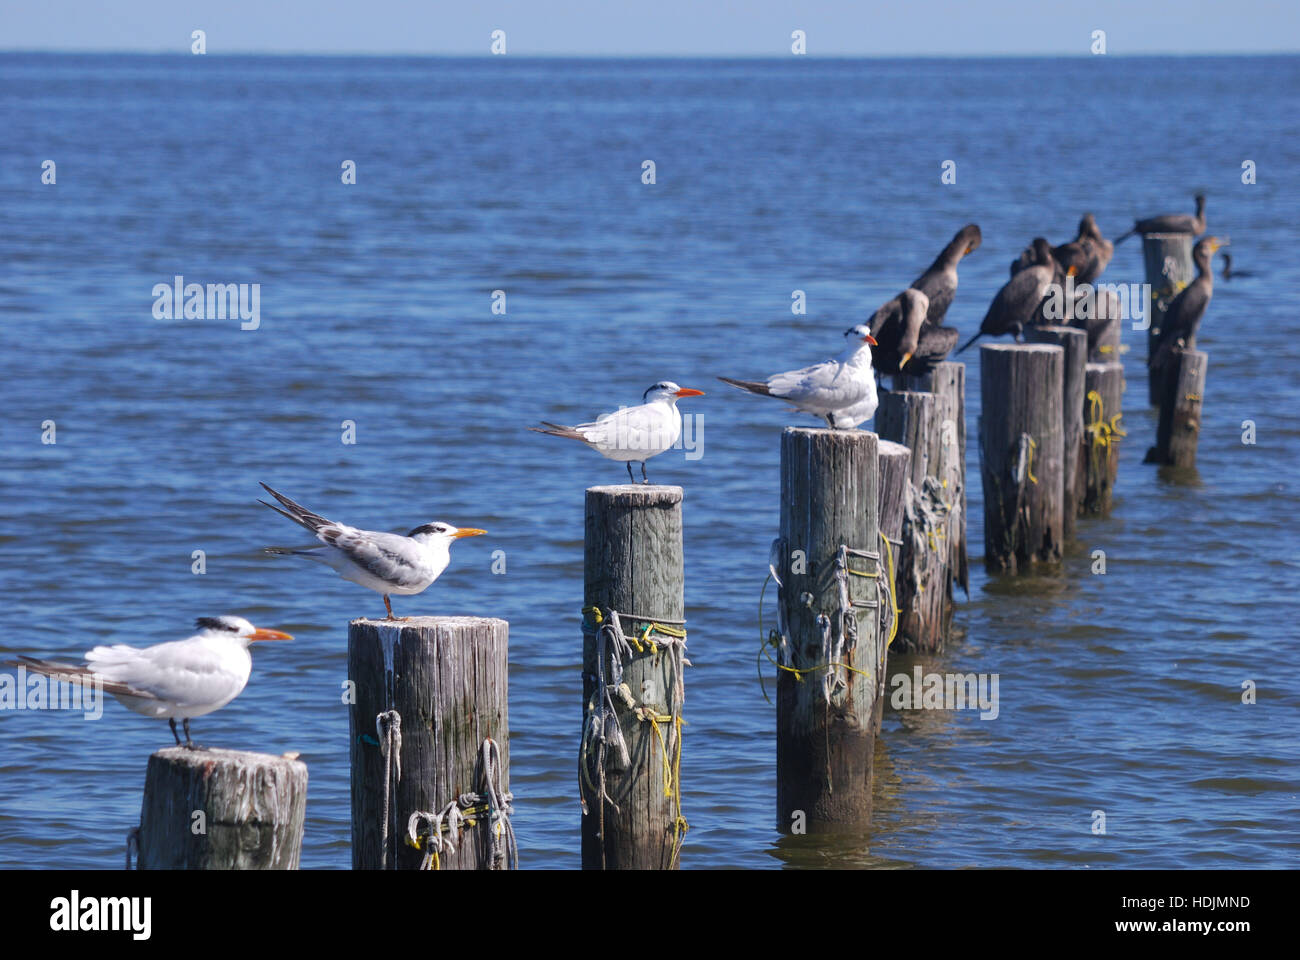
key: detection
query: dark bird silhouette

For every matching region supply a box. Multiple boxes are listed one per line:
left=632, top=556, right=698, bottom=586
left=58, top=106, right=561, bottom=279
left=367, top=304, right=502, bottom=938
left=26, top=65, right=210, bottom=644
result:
left=1149, top=236, right=1228, bottom=371
left=959, top=238, right=1058, bottom=353
left=868, top=288, right=958, bottom=379
left=1010, top=213, right=1113, bottom=286
left=1221, top=252, right=1253, bottom=280
left=904, top=223, right=982, bottom=326
left=1115, top=193, right=1206, bottom=244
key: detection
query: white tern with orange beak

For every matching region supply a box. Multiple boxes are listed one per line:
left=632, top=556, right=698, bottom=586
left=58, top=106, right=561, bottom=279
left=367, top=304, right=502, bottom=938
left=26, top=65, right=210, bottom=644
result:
left=4, top=615, right=293, bottom=748
left=719, top=324, right=881, bottom=429
left=529, top=380, right=705, bottom=483
left=258, top=482, right=485, bottom=620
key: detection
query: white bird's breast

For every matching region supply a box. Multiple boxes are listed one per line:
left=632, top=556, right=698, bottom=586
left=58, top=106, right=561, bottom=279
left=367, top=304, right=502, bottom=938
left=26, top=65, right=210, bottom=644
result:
left=88, top=636, right=254, bottom=718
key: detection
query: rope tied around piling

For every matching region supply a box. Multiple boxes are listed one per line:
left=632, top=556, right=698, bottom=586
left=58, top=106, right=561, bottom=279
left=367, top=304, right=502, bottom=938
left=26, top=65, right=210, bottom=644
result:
left=758, top=534, right=897, bottom=705
left=579, top=605, right=689, bottom=868
left=404, top=737, right=518, bottom=870
left=1085, top=388, right=1127, bottom=482
left=376, top=709, right=402, bottom=869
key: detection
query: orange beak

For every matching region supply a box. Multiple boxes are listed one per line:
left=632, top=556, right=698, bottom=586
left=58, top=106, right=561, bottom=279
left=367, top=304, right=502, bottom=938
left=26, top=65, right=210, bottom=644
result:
left=452, top=528, right=487, bottom=539
left=863, top=333, right=878, bottom=346
left=674, top=388, right=705, bottom=397
left=249, top=627, right=294, bottom=642
left=1066, top=265, right=1078, bottom=277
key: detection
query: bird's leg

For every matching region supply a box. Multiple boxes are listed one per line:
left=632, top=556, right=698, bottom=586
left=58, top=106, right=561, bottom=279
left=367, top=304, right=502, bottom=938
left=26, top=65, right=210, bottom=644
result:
left=626, top=462, right=635, bottom=484
left=169, top=717, right=182, bottom=747
left=181, top=718, right=206, bottom=751
left=640, top=461, right=649, bottom=484
left=382, top=595, right=409, bottom=622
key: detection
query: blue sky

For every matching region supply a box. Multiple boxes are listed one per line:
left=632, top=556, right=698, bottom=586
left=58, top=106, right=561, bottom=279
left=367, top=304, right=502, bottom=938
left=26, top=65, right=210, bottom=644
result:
left=1, top=0, right=1294, bottom=55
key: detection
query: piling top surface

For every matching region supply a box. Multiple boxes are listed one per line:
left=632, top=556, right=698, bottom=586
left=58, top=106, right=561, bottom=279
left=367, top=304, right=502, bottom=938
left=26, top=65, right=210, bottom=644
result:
left=1085, top=361, right=1125, bottom=373
left=979, top=342, right=1062, bottom=354
left=350, top=615, right=508, bottom=629
left=781, top=426, right=879, bottom=438
left=587, top=484, right=683, bottom=502
left=1027, top=325, right=1087, bottom=338
left=151, top=746, right=307, bottom=768
left=877, top=439, right=911, bottom=456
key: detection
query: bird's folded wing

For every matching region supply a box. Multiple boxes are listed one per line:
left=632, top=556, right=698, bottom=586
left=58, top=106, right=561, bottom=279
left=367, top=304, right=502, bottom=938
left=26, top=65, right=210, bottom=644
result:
left=319, top=526, right=430, bottom=588
left=84, top=639, right=241, bottom=704
left=769, top=361, right=868, bottom=405
left=16, top=654, right=161, bottom=700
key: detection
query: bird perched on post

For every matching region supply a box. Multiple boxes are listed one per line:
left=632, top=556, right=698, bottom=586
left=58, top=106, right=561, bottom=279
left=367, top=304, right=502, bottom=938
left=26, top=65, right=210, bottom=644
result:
left=959, top=238, right=1062, bottom=352
left=1115, top=194, right=1206, bottom=244
left=868, top=289, right=956, bottom=378
left=719, top=324, right=880, bottom=429
left=1149, top=236, right=1228, bottom=371
left=529, top=381, right=705, bottom=484
left=258, top=483, right=485, bottom=620
left=897, top=223, right=982, bottom=326
left=1011, top=213, right=1113, bottom=286
left=4, top=615, right=292, bottom=748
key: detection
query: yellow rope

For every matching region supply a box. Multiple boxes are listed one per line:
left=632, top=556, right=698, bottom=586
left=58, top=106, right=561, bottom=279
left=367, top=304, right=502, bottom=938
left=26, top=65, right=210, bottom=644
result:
left=1026, top=436, right=1038, bottom=485
left=880, top=533, right=900, bottom=651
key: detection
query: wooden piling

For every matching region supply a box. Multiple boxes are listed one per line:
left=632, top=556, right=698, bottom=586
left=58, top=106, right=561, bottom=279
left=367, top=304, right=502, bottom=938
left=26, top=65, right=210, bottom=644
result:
left=899, top=361, right=968, bottom=596
left=873, top=439, right=911, bottom=734
left=349, top=616, right=512, bottom=870
left=1142, top=233, right=1194, bottom=405
left=978, top=343, right=1064, bottom=573
left=877, top=391, right=957, bottom=652
left=1083, top=362, right=1125, bottom=512
left=1090, top=287, right=1124, bottom=364
left=774, top=428, right=883, bottom=830
left=1025, top=326, right=1087, bottom=536
left=581, top=485, right=687, bottom=870
left=1146, top=348, right=1206, bottom=468
left=136, top=747, right=307, bottom=869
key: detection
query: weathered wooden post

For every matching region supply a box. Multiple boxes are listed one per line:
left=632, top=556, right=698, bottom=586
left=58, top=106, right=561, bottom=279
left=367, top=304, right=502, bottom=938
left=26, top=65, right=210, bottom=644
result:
left=1142, top=233, right=1194, bottom=405
left=350, top=617, right=513, bottom=870
left=1145, top=348, right=1206, bottom=468
left=581, top=485, right=688, bottom=870
left=1026, top=326, right=1087, bottom=536
left=773, top=428, right=883, bottom=830
left=899, top=360, right=968, bottom=596
left=1089, top=287, right=1124, bottom=364
left=877, top=391, right=957, bottom=651
left=136, top=748, right=307, bottom=869
left=978, top=343, right=1064, bottom=572
left=873, top=439, right=910, bottom=733
left=1083, top=362, right=1125, bottom=512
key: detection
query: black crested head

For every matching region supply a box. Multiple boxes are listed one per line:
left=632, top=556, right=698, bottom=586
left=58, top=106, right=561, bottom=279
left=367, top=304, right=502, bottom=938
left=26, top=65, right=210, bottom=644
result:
left=408, top=522, right=453, bottom=538
left=196, top=616, right=237, bottom=633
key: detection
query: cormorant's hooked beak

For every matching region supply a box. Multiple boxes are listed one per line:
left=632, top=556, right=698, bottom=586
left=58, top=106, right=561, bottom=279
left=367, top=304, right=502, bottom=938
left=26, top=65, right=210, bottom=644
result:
left=249, top=627, right=294, bottom=642
left=899, top=352, right=913, bottom=369
left=452, top=528, right=487, bottom=539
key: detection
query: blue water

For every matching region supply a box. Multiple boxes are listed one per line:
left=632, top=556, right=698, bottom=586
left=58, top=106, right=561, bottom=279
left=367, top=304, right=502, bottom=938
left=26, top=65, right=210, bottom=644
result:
left=2, top=53, right=1299, bottom=869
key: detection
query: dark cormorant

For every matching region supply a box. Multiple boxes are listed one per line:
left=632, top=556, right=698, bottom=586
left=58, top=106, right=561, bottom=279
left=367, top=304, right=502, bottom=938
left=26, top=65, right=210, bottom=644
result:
left=1221, top=253, right=1253, bottom=280
left=901, top=223, right=983, bottom=325
left=959, top=238, right=1057, bottom=353
left=1010, top=213, right=1113, bottom=285
left=868, top=289, right=957, bottom=377
left=1115, top=194, right=1206, bottom=244
left=1148, top=236, right=1227, bottom=370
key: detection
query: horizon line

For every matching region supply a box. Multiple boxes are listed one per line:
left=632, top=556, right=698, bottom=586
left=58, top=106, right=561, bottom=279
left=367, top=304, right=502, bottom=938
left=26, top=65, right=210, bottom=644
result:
left=2, top=48, right=1298, bottom=59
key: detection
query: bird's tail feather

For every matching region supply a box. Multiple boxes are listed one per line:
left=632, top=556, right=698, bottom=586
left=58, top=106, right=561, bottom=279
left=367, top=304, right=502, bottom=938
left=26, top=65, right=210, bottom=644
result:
left=1114, top=228, right=1136, bottom=245
left=6, top=656, right=143, bottom=698
left=258, top=482, right=332, bottom=531
left=528, top=421, right=587, bottom=441
left=955, top=332, right=983, bottom=354
left=717, top=376, right=773, bottom=396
